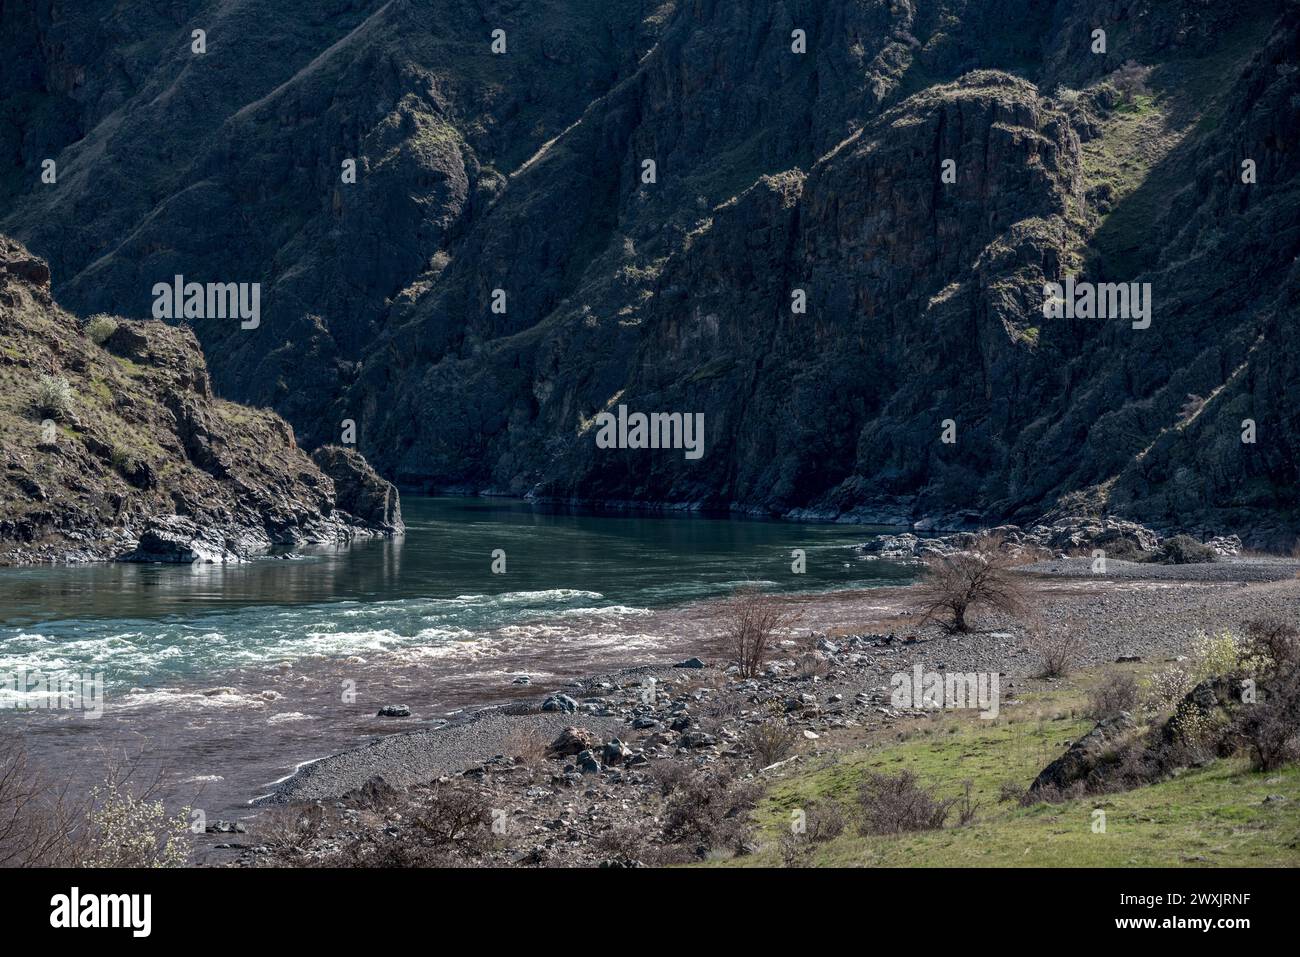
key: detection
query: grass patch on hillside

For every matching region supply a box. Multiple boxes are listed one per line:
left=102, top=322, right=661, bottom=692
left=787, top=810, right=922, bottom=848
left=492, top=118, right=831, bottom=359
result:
left=704, top=673, right=1300, bottom=868
left=1082, top=11, right=1275, bottom=277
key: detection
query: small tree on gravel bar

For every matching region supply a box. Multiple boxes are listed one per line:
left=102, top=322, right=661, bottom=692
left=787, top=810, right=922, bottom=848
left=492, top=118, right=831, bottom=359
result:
left=915, top=536, right=1027, bottom=633
left=715, top=587, right=802, bottom=678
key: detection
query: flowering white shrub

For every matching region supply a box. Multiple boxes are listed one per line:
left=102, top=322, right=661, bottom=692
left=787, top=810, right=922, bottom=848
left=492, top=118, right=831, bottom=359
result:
left=80, top=785, right=191, bottom=868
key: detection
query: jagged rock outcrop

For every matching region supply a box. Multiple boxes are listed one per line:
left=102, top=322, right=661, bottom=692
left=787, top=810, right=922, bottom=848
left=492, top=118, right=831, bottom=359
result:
left=0, top=238, right=401, bottom=564
left=1029, top=712, right=1137, bottom=795
left=2, top=0, right=1297, bottom=544
left=1028, top=676, right=1252, bottom=798
left=311, top=445, right=403, bottom=534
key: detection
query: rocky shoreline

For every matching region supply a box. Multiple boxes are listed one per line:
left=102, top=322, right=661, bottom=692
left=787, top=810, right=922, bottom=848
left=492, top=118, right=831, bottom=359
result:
left=216, top=549, right=1300, bottom=867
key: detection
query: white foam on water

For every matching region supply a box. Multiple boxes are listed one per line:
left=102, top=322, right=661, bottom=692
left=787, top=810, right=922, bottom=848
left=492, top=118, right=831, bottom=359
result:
left=117, top=686, right=269, bottom=711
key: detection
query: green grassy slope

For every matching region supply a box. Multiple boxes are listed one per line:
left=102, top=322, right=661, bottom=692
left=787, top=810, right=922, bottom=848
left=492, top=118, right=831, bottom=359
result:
left=706, top=670, right=1300, bottom=868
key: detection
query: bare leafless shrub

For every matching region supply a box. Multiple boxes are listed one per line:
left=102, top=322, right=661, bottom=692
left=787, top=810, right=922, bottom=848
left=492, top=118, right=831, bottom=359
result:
left=1236, top=683, right=1300, bottom=771
left=502, top=725, right=550, bottom=770
left=743, top=719, right=799, bottom=769
left=953, top=780, right=981, bottom=827
left=255, top=803, right=330, bottom=858
left=857, top=770, right=957, bottom=834
left=703, top=693, right=745, bottom=722
left=0, top=734, right=80, bottom=866
left=997, top=780, right=1025, bottom=804
left=806, top=799, right=848, bottom=842
left=290, top=781, right=497, bottom=868
left=661, top=769, right=762, bottom=855
left=714, top=588, right=802, bottom=678
left=915, top=536, right=1028, bottom=633
left=1087, top=668, right=1140, bottom=719
left=594, top=819, right=655, bottom=864
left=1027, top=617, right=1086, bottom=678
left=1, top=734, right=191, bottom=868
left=407, top=781, right=494, bottom=848
left=777, top=799, right=847, bottom=867
left=791, top=631, right=831, bottom=679
left=794, top=652, right=831, bottom=679
left=648, top=760, right=692, bottom=796
left=335, top=837, right=462, bottom=868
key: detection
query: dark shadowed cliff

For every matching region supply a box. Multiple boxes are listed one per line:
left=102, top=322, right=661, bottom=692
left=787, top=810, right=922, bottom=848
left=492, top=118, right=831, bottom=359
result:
left=2, top=0, right=1296, bottom=543
left=0, top=238, right=401, bottom=563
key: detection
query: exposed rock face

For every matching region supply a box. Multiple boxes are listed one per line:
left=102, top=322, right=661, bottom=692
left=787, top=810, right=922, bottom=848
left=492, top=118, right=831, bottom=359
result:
left=311, top=445, right=403, bottom=534
left=0, top=238, right=401, bottom=564
left=123, top=516, right=243, bottom=564
left=2, top=1, right=1297, bottom=544
left=1029, top=676, right=1253, bottom=798
left=1029, top=713, right=1137, bottom=795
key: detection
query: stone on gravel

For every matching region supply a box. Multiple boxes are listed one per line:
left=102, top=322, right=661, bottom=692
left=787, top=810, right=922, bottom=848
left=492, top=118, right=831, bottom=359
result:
left=680, top=731, right=717, bottom=748
left=542, top=693, right=579, bottom=713
left=547, top=726, right=600, bottom=757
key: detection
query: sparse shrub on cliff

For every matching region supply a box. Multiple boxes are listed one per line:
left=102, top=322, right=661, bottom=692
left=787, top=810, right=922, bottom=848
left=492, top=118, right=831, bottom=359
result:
left=34, top=374, right=73, bottom=421
left=915, top=536, right=1027, bottom=633
left=85, top=314, right=118, bottom=345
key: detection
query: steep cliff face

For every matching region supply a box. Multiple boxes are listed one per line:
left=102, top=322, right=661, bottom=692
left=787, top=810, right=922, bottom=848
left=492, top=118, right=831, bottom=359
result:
left=0, top=238, right=402, bottom=563
left=2, top=0, right=1296, bottom=542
